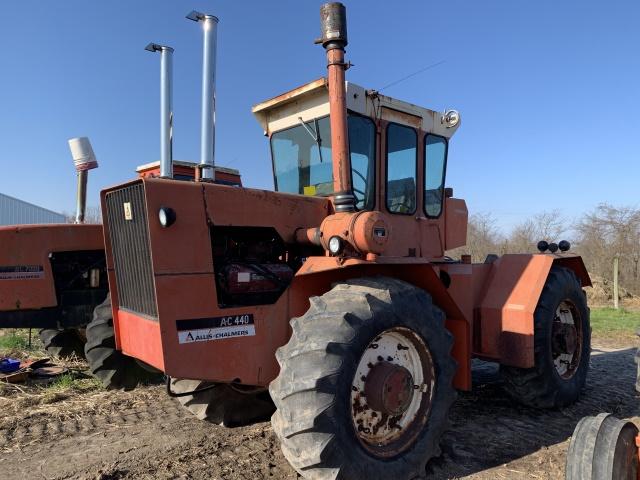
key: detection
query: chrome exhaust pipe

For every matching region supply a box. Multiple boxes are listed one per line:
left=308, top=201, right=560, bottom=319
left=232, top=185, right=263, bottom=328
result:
left=145, top=43, right=174, bottom=179
left=68, top=137, right=98, bottom=224
left=187, top=10, right=219, bottom=180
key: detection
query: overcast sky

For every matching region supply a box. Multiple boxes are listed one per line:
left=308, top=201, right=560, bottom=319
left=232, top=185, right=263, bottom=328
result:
left=1, top=0, right=638, bottom=232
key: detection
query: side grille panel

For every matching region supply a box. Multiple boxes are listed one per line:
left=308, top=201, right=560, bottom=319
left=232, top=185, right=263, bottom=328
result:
left=105, top=183, right=158, bottom=318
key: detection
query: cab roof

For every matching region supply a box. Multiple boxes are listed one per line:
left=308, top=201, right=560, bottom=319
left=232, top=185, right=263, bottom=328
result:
left=252, top=78, right=460, bottom=138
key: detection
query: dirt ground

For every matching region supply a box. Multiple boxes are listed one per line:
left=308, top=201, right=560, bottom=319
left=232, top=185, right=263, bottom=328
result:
left=1, top=340, right=638, bottom=480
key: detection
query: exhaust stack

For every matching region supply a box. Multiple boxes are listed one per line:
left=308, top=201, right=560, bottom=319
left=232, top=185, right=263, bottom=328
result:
left=187, top=10, right=219, bottom=180
left=68, top=137, right=98, bottom=224
left=318, top=2, right=355, bottom=212
left=145, top=43, right=174, bottom=179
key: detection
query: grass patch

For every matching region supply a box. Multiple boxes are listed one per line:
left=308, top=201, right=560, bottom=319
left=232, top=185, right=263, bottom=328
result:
left=47, top=373, right=101, bottom=392
left=40, top=373, right=102, bottom=404
left=0, top=330, right=31, bottom=351
left=590, top=307, right=640, bottom=340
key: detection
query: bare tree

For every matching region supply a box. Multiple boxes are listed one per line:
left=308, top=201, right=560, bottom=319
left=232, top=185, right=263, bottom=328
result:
left=505, top=210, right=567, bottom=253
left=574, top=204, right=640, bottom=295
left=448, top=212, right=504, bottom=262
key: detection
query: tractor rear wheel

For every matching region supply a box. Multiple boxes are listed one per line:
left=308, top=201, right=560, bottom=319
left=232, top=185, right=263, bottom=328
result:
left=39, top=328, right=85, bottom=358
left=84, top=297, right=158, bottom=391
left=501, top=266, right=590, bottom=408
left=169, top=378, right=275, bottom=427
left=565, top=413, right=639, bottom=479
left=269, top=277, right=456, bottom=480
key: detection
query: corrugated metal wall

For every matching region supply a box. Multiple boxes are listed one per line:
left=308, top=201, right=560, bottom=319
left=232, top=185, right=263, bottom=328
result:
left=0, top=192, right=66, bottom=226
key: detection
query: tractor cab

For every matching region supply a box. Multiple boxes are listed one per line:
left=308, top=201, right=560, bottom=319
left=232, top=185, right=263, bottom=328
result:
left=253, top=79, right=459, bottom=216
left=253, top=78, right=467, bottom=259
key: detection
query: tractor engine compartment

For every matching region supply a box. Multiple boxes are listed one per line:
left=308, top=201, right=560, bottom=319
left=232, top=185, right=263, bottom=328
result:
left=50, top=250, right=109, bottom=327
left=212, top=226, right=303, bottom=307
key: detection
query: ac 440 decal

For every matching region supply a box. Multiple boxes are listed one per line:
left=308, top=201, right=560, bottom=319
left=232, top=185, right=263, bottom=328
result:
left=176, top=314, right=255, bottom=344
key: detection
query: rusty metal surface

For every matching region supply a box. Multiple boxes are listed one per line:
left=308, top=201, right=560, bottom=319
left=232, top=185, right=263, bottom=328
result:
left=326, top=48, right=353, bottom=199
left=351, top=327, right=435, bottom=457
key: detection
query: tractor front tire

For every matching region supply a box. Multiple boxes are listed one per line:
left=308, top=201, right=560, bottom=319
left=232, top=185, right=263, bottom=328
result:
left=566, top=413, right=639, bottom=479
left=269, top=277, right=457, bottom=480
left=84, top=297, right=158, bottom=391
left=169, top=378, right=275, bottom=427
left=39, top=328, right=85, bottom=359
left=501, top=266, right=590, bottom=408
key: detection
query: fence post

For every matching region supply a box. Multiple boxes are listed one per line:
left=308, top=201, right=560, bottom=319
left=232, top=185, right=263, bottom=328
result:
left=613, top=255, right=620, bottom=310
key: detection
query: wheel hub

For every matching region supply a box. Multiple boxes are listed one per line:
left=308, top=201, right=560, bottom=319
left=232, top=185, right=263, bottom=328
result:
left=364, top=362, right=414, bottom=416
left=552, top=322, right=578, bottom=354
left=551, top=301, right=582, bottom=379
left=350, top=327, right=435, bottom=457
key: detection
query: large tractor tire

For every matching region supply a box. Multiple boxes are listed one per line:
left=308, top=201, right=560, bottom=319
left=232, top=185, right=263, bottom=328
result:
left=84, top=297, right=158, bottom=391
left=269, top=277, right=457, bottom=480
left=39, top=328, right=85, bottom=359
left=501, top=266, right=590, bottom=408
left=565, top=413, right=639, bottom=480
left=169, top=378, right=275, bottom=427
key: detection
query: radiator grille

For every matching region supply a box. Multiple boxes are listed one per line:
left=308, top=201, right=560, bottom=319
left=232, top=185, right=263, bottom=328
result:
left=105, top=183, right=158, bottom=318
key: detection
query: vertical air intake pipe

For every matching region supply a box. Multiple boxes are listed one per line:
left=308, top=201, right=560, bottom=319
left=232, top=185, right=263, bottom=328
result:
left=145, top=43, right=174, bottom=179
left=318, top=2, right=355, bottom=212
left=187, top=10, right=219, bottom=180
left=68, top=137, right=98, bottom=224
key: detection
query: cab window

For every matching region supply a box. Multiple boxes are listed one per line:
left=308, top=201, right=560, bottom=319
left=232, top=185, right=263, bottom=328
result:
left=271, top=115, right=375, bottom=210
left=386, top=123, right=417, bottom=214
left=424, top=135, right=447, bottom=217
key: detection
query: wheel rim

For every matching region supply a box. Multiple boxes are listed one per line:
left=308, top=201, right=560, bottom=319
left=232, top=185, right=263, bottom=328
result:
left=551, top=300, right=583, bottom=379
left=350, top=327, right=435, bottom=457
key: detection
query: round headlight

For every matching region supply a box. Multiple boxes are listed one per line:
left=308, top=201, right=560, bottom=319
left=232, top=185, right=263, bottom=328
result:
left=328, top=236, right=343, bottom=256
left=158, top=207, right=176, bottom=228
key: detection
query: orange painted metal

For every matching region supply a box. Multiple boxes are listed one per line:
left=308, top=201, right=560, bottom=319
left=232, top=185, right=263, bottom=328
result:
left=326, top=47, right=352, bottom=196
left=471, top=253, right=589, bottom=368
left=0, top=224, right=103, bottom=311
left=101, top=172, right=592, bottom=390
left=101, top=178, right=474, bottom=388
left=319, top=211, right=389, bottom=255
left=117, top=309, right=165, bottom=371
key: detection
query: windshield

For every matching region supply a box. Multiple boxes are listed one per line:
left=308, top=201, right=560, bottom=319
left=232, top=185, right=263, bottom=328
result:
left=271, top=115, right=375, bottom=210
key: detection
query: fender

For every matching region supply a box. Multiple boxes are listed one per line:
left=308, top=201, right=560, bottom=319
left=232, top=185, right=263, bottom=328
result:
left=475, top=253, right=591, bottom=368
left=289, top=259, right=472, bottom=390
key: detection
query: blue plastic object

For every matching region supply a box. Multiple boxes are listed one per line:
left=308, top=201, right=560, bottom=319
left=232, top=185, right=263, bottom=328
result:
left=0, top=358, right=21, bottom=373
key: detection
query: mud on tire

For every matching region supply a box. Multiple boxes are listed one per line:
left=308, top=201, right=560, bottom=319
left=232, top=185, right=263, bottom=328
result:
left=501, top=266, right=590, bottom=408
left=39, top=328, right=85, bottom=359
left=169, top=378, right=275, bottom=427
left=84, top=297, right=159, bottom=391
left=269, top=277, right=457, bottom=480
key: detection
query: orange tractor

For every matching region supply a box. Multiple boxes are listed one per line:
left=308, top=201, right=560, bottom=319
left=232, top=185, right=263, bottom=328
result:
left=0, top=134, right=238, bottom=390
left=98, top=4, right=592, bottom=478
left=0, top=138, right=107, bottom=359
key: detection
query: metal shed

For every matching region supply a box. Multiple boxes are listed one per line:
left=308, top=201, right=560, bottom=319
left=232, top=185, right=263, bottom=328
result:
left=0, top=192, right=66, bottom=226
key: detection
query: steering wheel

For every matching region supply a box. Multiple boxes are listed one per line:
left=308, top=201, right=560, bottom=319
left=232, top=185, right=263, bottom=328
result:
left=352, top=168, right=367, bottom=184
